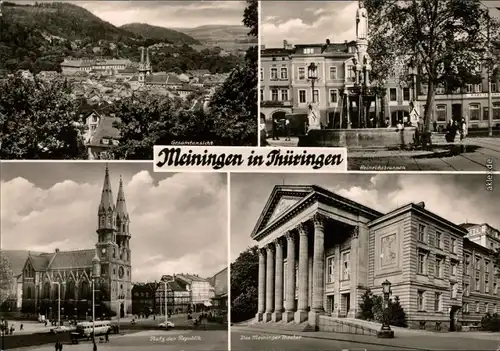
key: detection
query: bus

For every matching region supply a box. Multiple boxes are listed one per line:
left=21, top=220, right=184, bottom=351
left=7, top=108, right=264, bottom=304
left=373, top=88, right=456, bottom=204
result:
left=71, top=320, right=111, bottom=342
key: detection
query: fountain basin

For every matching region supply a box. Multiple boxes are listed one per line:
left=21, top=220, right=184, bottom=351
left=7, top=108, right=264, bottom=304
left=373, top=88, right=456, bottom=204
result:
left=298, top=127, right=416, bottom=148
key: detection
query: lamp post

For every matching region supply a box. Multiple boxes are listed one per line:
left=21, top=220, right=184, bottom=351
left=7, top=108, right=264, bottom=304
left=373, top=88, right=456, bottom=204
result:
left=52, top=282, right=61, bottom=327
left=377, top=279, right=394, bottom=338
left=91, top=251, right=101, bottom=342
left=307, top=62, right=318, bottom=103
left=161, top=278, right=174, bottom=324
left=117, top=293, right=125, bottom=334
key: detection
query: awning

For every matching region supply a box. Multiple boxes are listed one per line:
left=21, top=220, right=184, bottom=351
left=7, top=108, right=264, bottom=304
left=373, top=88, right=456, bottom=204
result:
left=203, top=301, right=212, bottom=307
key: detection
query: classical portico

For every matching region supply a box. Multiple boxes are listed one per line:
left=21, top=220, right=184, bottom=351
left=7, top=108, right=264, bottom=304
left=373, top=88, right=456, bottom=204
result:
left=252, top=185, right=381, bottom=327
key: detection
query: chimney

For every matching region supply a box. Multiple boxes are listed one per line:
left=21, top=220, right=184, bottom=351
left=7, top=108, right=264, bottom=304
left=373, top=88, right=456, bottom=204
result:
left=55, top=248, right=60, bottom=253
left=416, top=202, right=425, bottom=209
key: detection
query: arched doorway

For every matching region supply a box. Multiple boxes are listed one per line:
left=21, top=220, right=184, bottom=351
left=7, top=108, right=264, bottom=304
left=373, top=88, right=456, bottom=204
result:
left=120, top=303, right=125, bottom=318
left=271, top=111, right=287, bottom=138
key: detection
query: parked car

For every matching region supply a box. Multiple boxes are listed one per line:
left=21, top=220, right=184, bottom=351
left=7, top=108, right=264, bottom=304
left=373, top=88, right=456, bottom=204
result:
left=158, top=321, right=175, bottom=329
left=50, top=325, right=73, bottom=333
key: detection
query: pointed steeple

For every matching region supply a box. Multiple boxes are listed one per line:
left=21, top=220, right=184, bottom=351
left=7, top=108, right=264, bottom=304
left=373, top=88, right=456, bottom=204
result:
left=99, top=164, right=115, bottom=212
left=116, top=175, right=129, bottom=221
left=146, top=47, right=150, bottom=69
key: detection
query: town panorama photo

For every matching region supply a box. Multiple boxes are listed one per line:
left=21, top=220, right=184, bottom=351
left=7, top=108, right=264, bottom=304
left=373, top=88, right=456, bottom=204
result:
left=260, top=0, right=500, bottom=171
left=0, top=0, right=258, bottom=160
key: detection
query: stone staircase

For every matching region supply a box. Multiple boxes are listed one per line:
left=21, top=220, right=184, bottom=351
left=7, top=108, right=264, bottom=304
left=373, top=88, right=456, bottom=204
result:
left=248, top=321, right=315, bottom=332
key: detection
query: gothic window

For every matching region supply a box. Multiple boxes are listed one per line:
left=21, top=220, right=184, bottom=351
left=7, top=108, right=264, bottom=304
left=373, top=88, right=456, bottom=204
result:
left=100, top=217, right=104, bottom=227
left=80, top=280, right=90, bottom=300
left=26, top=286, right=32, bottom=299
left=43, top=282, right=51, bottom=299
left=65, top=280, right=75, bottom=300
left=113, top=248, right=116, bottom=258
left=107, top=216, right=112, bottom=226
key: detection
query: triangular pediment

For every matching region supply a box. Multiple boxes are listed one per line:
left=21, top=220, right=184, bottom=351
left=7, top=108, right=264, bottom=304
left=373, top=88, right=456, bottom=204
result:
left=267, top=197, right=301, bottom=224
left=251, top=185, right=316, bottom=237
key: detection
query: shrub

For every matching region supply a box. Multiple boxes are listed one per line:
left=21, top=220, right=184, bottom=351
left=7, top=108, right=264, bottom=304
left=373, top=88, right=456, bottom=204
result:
left=481, top=313, right=500, bottom=331
left=357, top=289, right=407, bottom=328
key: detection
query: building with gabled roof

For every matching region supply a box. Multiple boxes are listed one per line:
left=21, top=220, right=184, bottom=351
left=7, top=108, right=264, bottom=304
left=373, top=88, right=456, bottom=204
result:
left=21, top=166, right=133, bottom=320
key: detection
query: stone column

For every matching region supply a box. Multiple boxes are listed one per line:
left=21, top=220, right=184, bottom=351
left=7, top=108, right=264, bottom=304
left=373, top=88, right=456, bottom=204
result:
left=348, top=226, right=359, bottom=318
left=294, top=223, right=309, bottom=323
left=264, top=244, right=275, bottom=322
left=283, top=232, right=296, bottom=323
left=346, top=95, right=351, bottom=129
left=272, top=238, right=284, bottom=322
left=309, top=214, right=326, bottom=326
left=312, top=214, right=326, bottom=312
left=255, top=248, right=266, bottom=322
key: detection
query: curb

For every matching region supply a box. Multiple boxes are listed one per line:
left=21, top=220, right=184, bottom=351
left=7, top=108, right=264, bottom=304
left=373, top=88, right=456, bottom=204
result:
left=234, top=326, right=430, bottom=351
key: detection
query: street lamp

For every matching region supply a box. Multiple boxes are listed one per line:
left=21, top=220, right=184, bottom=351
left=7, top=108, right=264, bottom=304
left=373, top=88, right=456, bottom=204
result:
left=91, top=251, right=101, bottom=342
left=52, top=282, right=61, bottom=327
left=307, top=62, right=318, bottom=103
left=161, top=277, right=175, bottom=324
left=377, top=279, right=394, bottom=338
left=117, top=293, right=125, bottom=334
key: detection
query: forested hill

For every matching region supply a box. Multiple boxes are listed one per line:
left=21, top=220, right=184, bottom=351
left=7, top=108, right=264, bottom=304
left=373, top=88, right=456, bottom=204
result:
left=1, top=2, right=140, bottom=42
left=0, top=2, right=201, bottom=72
left=120, top=23, right=200, bottom=45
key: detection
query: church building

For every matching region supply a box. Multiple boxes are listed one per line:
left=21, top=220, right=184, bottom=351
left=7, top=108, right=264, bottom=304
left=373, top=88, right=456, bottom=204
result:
left=21, top=166, right=133, bottom=320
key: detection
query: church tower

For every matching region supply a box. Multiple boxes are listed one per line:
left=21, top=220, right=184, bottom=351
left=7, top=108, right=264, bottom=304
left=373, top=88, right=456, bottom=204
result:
left=95, top=165, right=132, bottom=318
left=138, top=46, right=152, bottom=87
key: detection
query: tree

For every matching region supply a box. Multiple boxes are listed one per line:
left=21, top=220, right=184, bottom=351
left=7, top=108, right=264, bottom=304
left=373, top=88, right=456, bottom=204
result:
left=231, top=246, right=259, bottom=323
left=0, top=74, right=87, bottom=159
left=109, top=93, right=216, bottom=159
left=0, top=254, right=15, bottom=308
left=365, top=0, right=500, bottom=133
left=206, top=0, right=257, bottom=146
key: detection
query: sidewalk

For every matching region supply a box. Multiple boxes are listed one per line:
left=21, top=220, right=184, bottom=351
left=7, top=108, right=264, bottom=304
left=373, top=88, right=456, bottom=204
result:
left=234, top=325, right=500, bottom=351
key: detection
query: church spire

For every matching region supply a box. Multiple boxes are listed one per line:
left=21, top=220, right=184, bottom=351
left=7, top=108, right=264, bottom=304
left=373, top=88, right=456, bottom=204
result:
left=99, top=164, right=115, bottom=212
left=116, top=175, right=128, bottom=221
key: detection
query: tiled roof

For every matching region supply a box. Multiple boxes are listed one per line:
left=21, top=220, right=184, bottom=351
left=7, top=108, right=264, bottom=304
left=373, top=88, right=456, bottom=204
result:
left=176, top=274, right=208, bottom=283
left=1, top=250, right=43, bottom=276
left=145, top=74, right=168, bottom=83
left=47, top=249, right=95, bottom=269
left=168, top=280, right=188, bottom=292
left=187, top=69, right=211, bottom=75
left=118, top=67, right=138, bottom=74
left=89, top=116, right=121, bottom=147
left=28, top=254, right=52, bottom=271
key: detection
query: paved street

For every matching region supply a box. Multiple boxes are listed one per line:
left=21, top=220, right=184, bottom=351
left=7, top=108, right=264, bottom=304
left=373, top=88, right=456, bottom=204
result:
left=266, top=136, right=500, bottom=171
left=11, top=330, right=228, bottom=351
left=232, top=327, right=500, bottom=351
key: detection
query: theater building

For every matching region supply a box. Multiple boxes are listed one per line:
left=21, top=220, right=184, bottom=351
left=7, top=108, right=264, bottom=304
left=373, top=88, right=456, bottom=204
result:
left=252, top=185, right=500, bottom=330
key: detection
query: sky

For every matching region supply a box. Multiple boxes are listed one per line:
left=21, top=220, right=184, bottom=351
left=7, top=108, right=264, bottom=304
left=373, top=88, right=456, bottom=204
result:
left=1, top=162, right=228, bottom=282
left=14, top=1, right=246, bottom=28
left=260, top=0, right=500, bottom=48
left=231, top=173, right=500, bottom=261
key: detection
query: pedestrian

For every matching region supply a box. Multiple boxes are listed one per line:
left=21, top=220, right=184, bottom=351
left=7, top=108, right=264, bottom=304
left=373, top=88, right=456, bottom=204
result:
left=93, top=341, right=98, bottom=351
left=20, top=323, right=23, bottom=330
left=54, top=341, right=58, bottom=351
left=59, top=341, right=63, bottom=351
left=45, top=320, right=48, bottom=327
left=272, top=117, right=280, bottom=140
left=385, top=117, right=391, bottom=128
left=284, top=118, right=290, bottom=141
left=460, top=117, right=467, bottom=141
left=105, top=330, right=109, bottom=343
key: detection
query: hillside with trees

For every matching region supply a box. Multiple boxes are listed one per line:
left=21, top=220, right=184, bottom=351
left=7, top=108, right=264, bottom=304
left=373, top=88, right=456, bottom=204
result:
left=121, top=23, right=200, bottom=45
